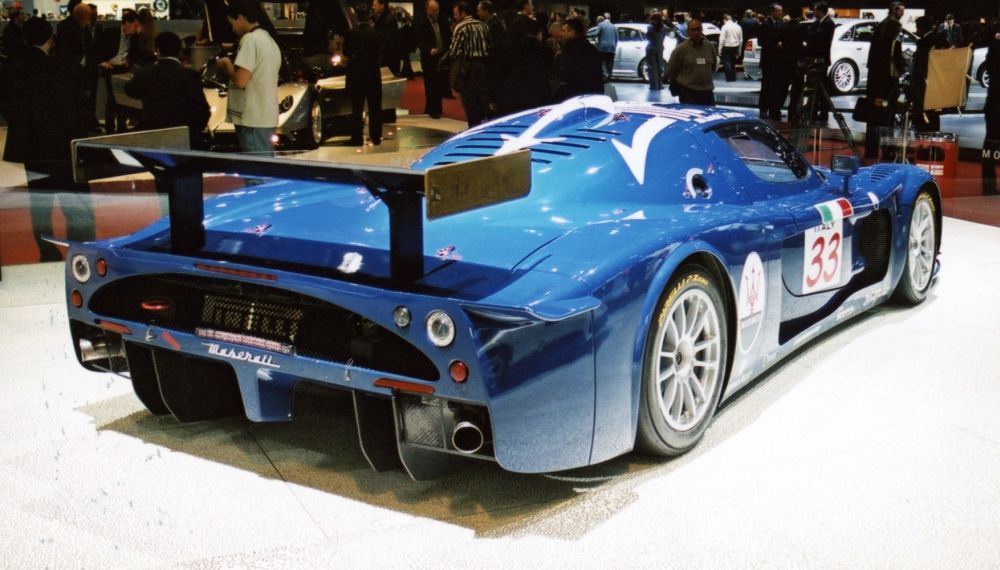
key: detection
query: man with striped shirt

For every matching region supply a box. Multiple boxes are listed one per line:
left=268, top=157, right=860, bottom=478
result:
left=446, top=1, right=492, bottom=127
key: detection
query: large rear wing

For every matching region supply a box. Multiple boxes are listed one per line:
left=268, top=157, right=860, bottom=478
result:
left=72, top=128, right=531, bottom=283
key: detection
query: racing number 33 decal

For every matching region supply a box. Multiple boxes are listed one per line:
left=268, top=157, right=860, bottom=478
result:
left=802, top=219, right=843, bottom=294
left=802, top=198, right=853, bottom=294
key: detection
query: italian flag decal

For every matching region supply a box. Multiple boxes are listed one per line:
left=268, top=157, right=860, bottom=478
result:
left=815, top=198, right=854, bottom=222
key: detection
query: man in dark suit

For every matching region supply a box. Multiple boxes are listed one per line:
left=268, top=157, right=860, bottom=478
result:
left=414, top=0, right=449, bottom=118
left=803, top=1, right=835, bottom=122
left=1, top=18, right=93, bottom=261
left=124, top=32, right=210, bottom=148
left=1, top=4, right=29, bottom=57
left=938, top=14, right=963, bottom=47
left=759, top=3, right=792, bottom=120
left=864, top=1, right=906, bottom=158
left=55, top=1, right=99, bottom=133
left=344, top=3, right=383, bottom=145
left=90, top=9, right=144, bottom=133
left=372, top=0, right=399, bottom=75
left=55, top=0, right=89, bottom=59
left=554, top=17, right=603, bottom=100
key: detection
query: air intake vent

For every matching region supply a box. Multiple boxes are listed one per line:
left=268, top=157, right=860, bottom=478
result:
left=869, top=164, right=901, bottom=182
left=433, top=124, right=601, bottom=167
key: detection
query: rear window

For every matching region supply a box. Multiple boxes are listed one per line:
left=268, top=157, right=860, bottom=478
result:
left=711, top=122, right=810, bottom=183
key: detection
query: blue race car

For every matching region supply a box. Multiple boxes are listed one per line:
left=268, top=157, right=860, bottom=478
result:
left=64, top=96, right=941, bottom=479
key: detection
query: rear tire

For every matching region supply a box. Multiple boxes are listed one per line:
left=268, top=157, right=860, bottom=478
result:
left=893, top=191, right=939, bottom=305
left=638, top=58, right=668, bottom=82
left=309, top=98, right=324, bottom=148
left=829, top=59, right=857, bottom=94
left=636, top=265, right=728, bottom=456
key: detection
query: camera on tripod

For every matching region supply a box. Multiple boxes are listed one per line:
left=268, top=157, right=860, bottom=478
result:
left=796, top=57, right=829, bottom=83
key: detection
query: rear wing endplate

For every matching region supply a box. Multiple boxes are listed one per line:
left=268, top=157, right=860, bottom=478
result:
left=72, top=128, right=531, bottom=283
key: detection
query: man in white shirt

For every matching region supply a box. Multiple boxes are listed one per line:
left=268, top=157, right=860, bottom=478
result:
left=217, top=0, right=281, bottom=155
left=718, top=13, right=743, bottom=82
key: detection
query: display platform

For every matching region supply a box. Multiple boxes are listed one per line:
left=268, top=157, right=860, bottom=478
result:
left=1, top=216, right=999, bottom=567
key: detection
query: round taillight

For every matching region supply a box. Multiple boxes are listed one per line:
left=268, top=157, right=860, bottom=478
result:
left=393, top=306, right=411, bottom=328
left=71, top=254, right=91, bottom=283
left=449, top=360, right=468, bottom=383
left=96, top=258, right=107, bottom=277
left=425, top=310, right=455, bottom=347
left=70, top=290, right=83, bottom=308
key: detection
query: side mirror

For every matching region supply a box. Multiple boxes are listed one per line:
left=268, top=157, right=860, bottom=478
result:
left=831, top=155, right=860, bottom=175
left=831, top=155, right=860, bottom=193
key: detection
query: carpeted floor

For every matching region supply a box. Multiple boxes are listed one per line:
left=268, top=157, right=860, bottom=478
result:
left=398, top=73, right=468, bottom=124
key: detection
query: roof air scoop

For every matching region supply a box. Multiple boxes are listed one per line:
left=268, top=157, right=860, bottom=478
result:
left=495, top=95, right=616, bottom=155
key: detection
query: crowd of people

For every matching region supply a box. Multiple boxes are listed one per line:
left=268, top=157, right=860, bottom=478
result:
left=410, top=0, right=605, bottom=128
left=1, top=0, right=999, bottom=259
left=0, top=0, right=272, bottom=261
left=732, top=2, right=999, bottom=159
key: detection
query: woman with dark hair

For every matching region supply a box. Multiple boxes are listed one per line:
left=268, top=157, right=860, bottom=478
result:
left=131, top=8, right=158, bottom=66
left=646, top=12, right=667, bottom=91
left=225, top=0, right=277, bottom=39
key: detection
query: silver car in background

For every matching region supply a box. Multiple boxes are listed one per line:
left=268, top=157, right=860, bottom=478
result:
left=743, top=18, right=917, bottom=94
left=587, top=22, right=719, bottom=81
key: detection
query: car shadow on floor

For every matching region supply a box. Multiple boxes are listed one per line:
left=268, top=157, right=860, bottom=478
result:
left=88, top=381, right=665, bottom=537
left=82, top=294, right=933, bottom=539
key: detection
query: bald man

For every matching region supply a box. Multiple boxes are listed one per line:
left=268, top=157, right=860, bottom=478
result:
left=54, top=3, right=99, bottom=133
left=415, top=0, right=450, bottom=118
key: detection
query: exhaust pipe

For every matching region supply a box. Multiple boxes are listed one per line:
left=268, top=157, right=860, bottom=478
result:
left=451, top=421, right=485, bottom=454
left=79, top=338, right=124, bottom=362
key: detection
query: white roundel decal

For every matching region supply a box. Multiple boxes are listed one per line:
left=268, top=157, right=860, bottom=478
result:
left=684, top=167, right=704, bottom=197
left=738, top=252, right=766, bottom=353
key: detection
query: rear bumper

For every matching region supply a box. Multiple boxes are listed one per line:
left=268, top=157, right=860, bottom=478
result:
left=65, top=243, right=598, bottom=476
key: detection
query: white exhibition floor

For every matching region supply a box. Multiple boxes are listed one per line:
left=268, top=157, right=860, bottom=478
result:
left=2, top=217, right=999, bottom=569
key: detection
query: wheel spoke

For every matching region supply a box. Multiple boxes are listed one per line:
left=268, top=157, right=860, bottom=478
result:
left=659, top=350, right=676, bottom=368
left=666, top=319, right=680, bottom=350
left=688, top=299, right=709, bottom=338
left=692, top=357, right=715, bottom=370
left=919, top=249, right=933, bottom=266
left=681, top=381, right=696, bottom=418
left=660, top=373, right=677, bottom=400
left=658, top=366, right=675, bottom=386
left=689, top=373, right=706, bottom=402
left=674, top=300, right=688, bottom=338
left=669, top=378, right=684, bottom=419
left=694, top=337, right=717, bottom=353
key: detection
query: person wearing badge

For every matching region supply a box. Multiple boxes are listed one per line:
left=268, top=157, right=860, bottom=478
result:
left=666, top=19, right=717, bottom=105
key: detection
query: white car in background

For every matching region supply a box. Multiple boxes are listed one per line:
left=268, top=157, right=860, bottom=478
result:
left=743, top=18, right=917, bottom=94
left=587, top=22, right=719, bottom=81
left=973, top=46, right=989, bottom=88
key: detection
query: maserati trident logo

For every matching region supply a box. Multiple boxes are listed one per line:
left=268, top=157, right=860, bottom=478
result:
left=203, top=343, right=279, bottom=368
left=745, top=265, right=761, bottom=314
left=738, top=252, right=766, bottom=354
